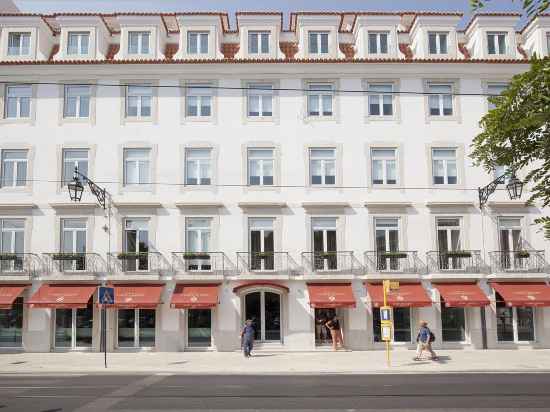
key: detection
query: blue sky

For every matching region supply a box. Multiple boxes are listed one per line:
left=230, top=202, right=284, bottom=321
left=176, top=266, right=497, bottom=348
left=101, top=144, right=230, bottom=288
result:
left=13, top=0, right=528, bottom=28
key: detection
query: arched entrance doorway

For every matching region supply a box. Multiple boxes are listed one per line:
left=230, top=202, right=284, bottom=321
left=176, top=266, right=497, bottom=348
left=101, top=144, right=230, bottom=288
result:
left=244, top=291, right=281, bottom=342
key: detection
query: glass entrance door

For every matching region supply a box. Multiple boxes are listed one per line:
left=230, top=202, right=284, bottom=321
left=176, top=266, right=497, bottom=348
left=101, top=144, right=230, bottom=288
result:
left=244, top=291, right=281, bottom=342
left=117, top=308, right=156, bottom=348
left=54, top=298, right=93, bottom=349
left=187, top=309, right=211, bottom=347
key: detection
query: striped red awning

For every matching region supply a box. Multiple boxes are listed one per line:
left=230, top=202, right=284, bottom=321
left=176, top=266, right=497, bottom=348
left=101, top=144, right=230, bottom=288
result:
left=113, top=284, right=164, bottom=309
left=171, top=284, right=219, bottom=309
left=434, top=283, right=490, bottom=307
left=0, top=284, right=28, bottom=309
left=307, top=283, right=356, bottom=308
left=28, top=284, right=96, bottom=309
left=491, top=282, right=550, bottom=307
left=367, top=283, right=432, bottom=308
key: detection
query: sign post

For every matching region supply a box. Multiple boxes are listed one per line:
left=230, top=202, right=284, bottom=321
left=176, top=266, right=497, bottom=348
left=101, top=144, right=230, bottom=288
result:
left=381, top=280, right=399, bottom=367
left=98, top=286, right=115, bottom=368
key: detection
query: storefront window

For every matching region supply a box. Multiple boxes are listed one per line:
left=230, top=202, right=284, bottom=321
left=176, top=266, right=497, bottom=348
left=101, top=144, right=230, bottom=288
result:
left=54, top=298, right=93, bottom=349
left=496, top=292, right=534, bottom=342
left=373, top=307, right=411, bottom=342
left=0, top=296, right=23, bottom=347
left=187, top=309, right=211, bottom=347
left=441, top=303, right=465, bottom=342
left=117, top=308, right=156, bottom=348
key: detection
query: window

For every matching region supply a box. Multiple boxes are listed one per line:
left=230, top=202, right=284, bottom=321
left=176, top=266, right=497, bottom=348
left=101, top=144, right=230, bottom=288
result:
left=249, top=218, right=275, bottom=271
left=187, top=31, right=208, bottom=54
left=126, top=85, right=152, bottom=118
left=496, top=292, right=535, bottom=342
left=1, top=150, right=27, bottom=187
left=494, top=164, right=511, bottom=184
left=487, top=83, right=507, bottom=110
left=185, top=148, right=211, bottom=186
left=312, top=217, right=337, bottom=271
left=123, top=218, right=149, bottom=272
left=186, top=84, right=212, bottom=117
left=428, top=84, right=453, bottom=116
left=428, top=32, right=448, bottom=54
left=310, top=148, right=336, bottom=185
left=436, top=218, right=462, bottom=270
left=307, top=83, right=333, bottom=117
left=185, top=218, right=212, bottom=271
left=117, top=308, right=155, bottom=348
left=441, top=303, right=466, bottom=342
left=498, top=217, right=526, bottom=270
left=248, top=31, right=269, bottom=54
left=375, top=218, right=399, bottom=271
left=0, top=219, right=24, bottom=272
left=60, top=219, right=87, bottom=272
left=247, top=84, right=273, bottom=117
left=371, top=148, right=397, bottom=185
left=487, top=32, right=506, bottom=55
left=128, top=31, right=150, bottom=55
left=123, top=148, right=150, bottom=186
left=0, top=296, right=23, bottom=347
left=67, top=32, right=90, bottom=55
left=308, top=31, right=329, bottom=54
left=5, top=85, right=31, bottom=119
left=248, top=148, right=274, bottom=186
left=432, top=148, right=457, bottom=185
left=368, top=32, right=388, bottom=54
left=64, top=85, right=90, bottom=118
left=62, top=149, right=88, bottom=186
left=187, top=309, right=211, bottom=347
left=368, top=83, right=393, bottom=116
left=7, top=32, right=30, bottom=56
left=55, top=298, right=93, bottom=348
left=374, top=307, right=411, bottom=342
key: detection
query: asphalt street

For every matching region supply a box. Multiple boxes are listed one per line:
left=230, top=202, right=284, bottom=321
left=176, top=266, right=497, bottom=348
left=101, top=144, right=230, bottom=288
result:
left=1, top=373, right=550, bottom=411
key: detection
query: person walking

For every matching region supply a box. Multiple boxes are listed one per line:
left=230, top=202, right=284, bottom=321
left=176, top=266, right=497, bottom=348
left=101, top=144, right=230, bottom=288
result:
left=240, top=319, right=255, bottom=358
left=325, top=316, right=344, bottom=351
left=414, top=320, right=438, bottom=361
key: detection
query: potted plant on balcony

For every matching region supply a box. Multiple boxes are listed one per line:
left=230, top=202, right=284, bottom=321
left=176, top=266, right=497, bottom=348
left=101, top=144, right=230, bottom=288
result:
left=317, top=251, right=336, bottom=259
left=256, top=252, right=273, bottom=259
left=182, top=252, right=210, bottom=260
left=514, top=250, right=530, bottom=259
left=52, top=253, right=83, bottom=261
left=117, top=252, right=142, bottom=260
left=443, top=250, right=472, bottom=258
left=379, top=251, right=408, bottom=259
left=0, top=253, right=19, bottom=261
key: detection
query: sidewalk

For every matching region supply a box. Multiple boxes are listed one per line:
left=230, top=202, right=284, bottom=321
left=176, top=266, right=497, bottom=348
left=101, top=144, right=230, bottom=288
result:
left=1, top=349, right=550, bottom=374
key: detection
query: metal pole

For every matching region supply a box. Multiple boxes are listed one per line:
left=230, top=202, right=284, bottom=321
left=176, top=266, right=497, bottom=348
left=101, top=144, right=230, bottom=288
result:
left=480, top=207, right=488, bottom=350
left=383, top=281, right=390, bottom=367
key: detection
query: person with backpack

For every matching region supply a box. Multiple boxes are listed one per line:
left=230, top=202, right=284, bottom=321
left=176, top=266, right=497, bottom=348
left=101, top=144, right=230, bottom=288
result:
left=414, top=320, right=438, bottom=361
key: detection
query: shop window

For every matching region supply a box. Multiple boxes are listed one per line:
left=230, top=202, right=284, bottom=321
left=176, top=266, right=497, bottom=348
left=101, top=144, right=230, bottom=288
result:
left=54, top=297, right=93, bottom=349
left=496, top=292, right=535, bottom=342
left=373, top=307, right=411, bottom=342
left=187, top=309, right=211, bottom=347
left=0, top=296, right=23, bottom=347
left=117, top=308, right=156, bottom=348
left=441, top=301, right=466, bottom=342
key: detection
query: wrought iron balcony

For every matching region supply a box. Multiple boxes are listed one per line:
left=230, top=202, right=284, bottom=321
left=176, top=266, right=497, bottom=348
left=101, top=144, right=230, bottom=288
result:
left=0, top=253, right=42, bottom=276
left=426, top=250, right=483, bottom=274
left=172, top=252, right=228, bottom=275
left=236, top=252, right=294, bottom=274
left=489, top=250, right=547, bottom=273
left=43, top=253, right=106, bottom=274
left=301, top=251, right=360, bottom=274
left=108, top=252, right=166, bottom=274
left=364, top=251, right=420, bottom=274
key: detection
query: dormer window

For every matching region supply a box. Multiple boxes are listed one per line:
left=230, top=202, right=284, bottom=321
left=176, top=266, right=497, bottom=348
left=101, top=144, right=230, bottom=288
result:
left=187, top=31, right=208, bottom=54
left=7, top=32, right=30, bottom=56
left=248, top=31, right=269, bottom=54
left=128, top=31, right=150, bottom=55
left=368, top=32, right=388, bottom=54
left=308, top=31, right=329, bottom=54
left=67, top=32, right=90, bottom=55
left=487, top=32, right=506, bottom=55
left=428, top=32, right=448, bottom=54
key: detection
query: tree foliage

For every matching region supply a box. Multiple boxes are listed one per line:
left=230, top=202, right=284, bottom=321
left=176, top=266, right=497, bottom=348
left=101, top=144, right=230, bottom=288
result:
left=470, top=0, right=549, bottom=16
left=471, top=57, right=550, bottom=238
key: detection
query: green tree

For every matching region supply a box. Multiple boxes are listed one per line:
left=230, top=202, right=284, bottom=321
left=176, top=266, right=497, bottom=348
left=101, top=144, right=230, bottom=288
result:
left=470, top=57, right=550, bottom=238
left=470, top=0, right=548, bottom=16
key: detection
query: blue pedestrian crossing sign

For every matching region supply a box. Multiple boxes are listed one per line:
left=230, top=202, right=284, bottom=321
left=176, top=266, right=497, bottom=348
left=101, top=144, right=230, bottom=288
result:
left=98, top=286, right=115, bottom=305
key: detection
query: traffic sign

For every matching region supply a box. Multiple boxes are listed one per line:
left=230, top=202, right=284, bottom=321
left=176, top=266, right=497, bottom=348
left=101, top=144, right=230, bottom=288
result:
left=98, top=286, right=115, bottom=305
left=380, top=306, right=392, bottom=323
left=381, top=324, right=392, bottom=341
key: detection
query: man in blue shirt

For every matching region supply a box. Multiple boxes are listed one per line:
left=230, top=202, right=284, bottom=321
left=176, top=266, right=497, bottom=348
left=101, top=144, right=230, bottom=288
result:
left=414, top=320, right=438, bottom=361
left=240, top=319, right=255, bottom=358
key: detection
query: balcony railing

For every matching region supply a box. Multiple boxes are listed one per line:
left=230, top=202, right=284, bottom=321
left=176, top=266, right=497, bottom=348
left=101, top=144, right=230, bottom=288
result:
left=301, top=251, right=360, bottom=274
left=108, top=252, right=166, bottom=274
left=172, top=252, right=227, bottom=275
left=236, top=252, right=295, bottom=274
left=364, top=251, right=420, bottom=274
left=426, top=250, right=483, bottom=273
left=43, top=253, right=105, bottom=274
left=489, top=250, right=547, bottom=273
left=0, top=253, right=42, bottom=276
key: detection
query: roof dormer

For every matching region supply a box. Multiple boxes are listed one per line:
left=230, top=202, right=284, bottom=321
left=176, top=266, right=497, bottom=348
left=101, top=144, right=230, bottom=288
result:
left=0, top=15, right=56, bottom=61
left=464, top=13, right=522, bottom=59
left=175, top=13, right=226, bottom=60
left=290, top=13, right=343, bottom=59
left=115, top=14, right=168, bottom=60
left=54, top=15, right=111, bottom=61
left=409, top=13, right=462, bottom=59
left=521, top=13, right=550, bottom=58
left=352, top=13, right=402, bottom=59
left=235, top=12, right=282, bottom=60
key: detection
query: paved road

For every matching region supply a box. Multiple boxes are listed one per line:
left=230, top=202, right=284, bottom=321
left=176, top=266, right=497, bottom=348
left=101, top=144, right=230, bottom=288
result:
left=1, top=373, right=550, bottom=411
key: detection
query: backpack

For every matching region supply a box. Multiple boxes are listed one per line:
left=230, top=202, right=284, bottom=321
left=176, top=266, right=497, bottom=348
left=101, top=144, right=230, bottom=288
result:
left=429, top=331, right=436, bottom=343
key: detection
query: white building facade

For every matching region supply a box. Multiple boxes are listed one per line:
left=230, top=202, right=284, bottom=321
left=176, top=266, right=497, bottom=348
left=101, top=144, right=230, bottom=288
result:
left=0, top=11, right=549, bottom=353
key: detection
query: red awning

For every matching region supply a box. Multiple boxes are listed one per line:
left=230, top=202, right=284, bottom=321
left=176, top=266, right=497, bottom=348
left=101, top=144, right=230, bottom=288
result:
left=28, top=284, right=96, bottom=309
left=171, top=284, right=219, bottom=309
left=367, top=283, right=432, bottom=308
left=434, top=283, right=490, bottom=307
left=0, top=284, right=28, bottom=309
left=113, top=284, right=164, bottom=309
left=491, top=282, right=550, bottom=307
left=307, top=283, right=356, bottom=308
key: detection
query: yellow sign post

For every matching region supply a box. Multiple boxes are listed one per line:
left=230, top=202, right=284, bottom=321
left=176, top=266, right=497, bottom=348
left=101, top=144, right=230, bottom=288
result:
left=381, top=280, right=399, bottom=367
